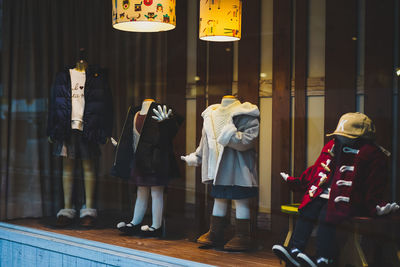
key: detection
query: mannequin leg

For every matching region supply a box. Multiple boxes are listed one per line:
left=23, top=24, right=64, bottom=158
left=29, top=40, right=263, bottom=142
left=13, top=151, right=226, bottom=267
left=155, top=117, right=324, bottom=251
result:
left=82, top=159, right=96, bottom=209
left=79, top=159, right=98, bottom=226
left=150, top=186, right=164, bottom=229
left=197, top=198, right=228, bottom=246
left=131, top=186, right=150, bottom=225
left=117, top=186, right=150, bottom=234
left=56, top=158, right=76, bottom=226
left=234, top=198, right=250, bottom=219
left=212, top=198, right=228, bottom=217
left=224, top=198, right=252, bottom=251
left=62, top=158, right=75, bottom=209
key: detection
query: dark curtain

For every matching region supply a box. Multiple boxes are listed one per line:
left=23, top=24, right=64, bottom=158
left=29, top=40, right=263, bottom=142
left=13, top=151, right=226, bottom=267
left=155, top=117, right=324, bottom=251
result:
left=0, top=0, right=168, bottom=220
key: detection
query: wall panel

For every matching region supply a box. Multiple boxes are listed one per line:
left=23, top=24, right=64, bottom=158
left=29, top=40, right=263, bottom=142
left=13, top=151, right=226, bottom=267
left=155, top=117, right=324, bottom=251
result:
left=293, top=0, right=308, bottom=188
left=271, top=0, right=292, bottom=236
left=364, top=0, right=394, bottom=152
left=324, top=0, right=358, bottom=139
left=238, top=0, right=261, bottom=105
left=165, top=0, right=188, bottom=218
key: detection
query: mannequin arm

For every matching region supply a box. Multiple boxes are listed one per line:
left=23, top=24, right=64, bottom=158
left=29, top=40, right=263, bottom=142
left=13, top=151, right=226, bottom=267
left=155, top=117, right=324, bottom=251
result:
left=181, top=130, right=204, bottom=166
left=217, top=115, right=259, bottom=151
left=110, top=137, right=118, bottom=146
left=283, top=166, right=316, bottom=191
left=376, top=202, right=400, bottom=216
left=283, top=141, right=335, bottom=191
left=151, top=104, right=184, bottom=139
left=364, top=154, right=390, bottom=216
left=152, top=105, right=172, bottom=122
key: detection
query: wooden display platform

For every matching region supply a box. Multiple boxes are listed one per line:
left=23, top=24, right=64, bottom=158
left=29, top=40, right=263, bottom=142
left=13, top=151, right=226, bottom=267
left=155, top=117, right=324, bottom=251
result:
left=2, top=218, right=280, bottom=267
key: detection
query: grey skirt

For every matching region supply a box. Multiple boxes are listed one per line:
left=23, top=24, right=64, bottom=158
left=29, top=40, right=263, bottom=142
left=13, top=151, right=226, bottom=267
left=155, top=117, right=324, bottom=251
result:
left=210, top=185, right=258, bottom=200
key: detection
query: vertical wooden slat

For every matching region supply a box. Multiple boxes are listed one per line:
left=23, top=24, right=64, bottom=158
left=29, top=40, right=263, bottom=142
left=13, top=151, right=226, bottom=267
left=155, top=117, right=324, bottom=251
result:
left=324, top=0, right=358, bottom=140
left=194, top=14, right=234, bottom=235
left=207, top=42, right=233, bottom=222
left=364, top=0, right=394, bottom=152
left=238, top=0, right=261, bottom=105
left=195, top=1, right=208, bottom=235
left=0, top=0, right=12, bottom=220
left=208, top=43, right=234, bottom=105
left=238, top=0, right=261, bottom=236
left=397, top=1, right=400, bottom=203
left=271, top=0, right=292, bottom=237
left=293, top=0, right=308, bottom=183
left=165, top=0, right=188, bottom=217
left=364, top=0, right=395, bottom=202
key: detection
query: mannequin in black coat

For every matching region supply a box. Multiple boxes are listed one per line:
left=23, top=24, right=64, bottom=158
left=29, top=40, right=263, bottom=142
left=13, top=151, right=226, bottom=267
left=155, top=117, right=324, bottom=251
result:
left=112, top=99, right=182, bottom=237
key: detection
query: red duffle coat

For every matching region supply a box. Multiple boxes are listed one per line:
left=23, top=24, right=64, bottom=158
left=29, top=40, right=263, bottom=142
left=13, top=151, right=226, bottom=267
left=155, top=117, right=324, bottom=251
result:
left=287, top=139, right=389, bottom=223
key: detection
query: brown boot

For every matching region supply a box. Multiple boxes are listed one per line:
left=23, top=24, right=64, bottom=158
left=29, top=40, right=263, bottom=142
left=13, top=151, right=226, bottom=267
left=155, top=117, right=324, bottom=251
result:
left=197, top=215, right=226, bottom=247
left=55, top=208, right=76, bottom=228
left=224, top=219, right=253, bottom=251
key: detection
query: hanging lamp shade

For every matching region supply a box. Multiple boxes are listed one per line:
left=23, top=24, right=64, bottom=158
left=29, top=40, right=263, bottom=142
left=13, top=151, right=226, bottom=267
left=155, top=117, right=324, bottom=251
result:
left=199, top=0, right=242, bottom=42
left=112, top=0, right=176, bottom=32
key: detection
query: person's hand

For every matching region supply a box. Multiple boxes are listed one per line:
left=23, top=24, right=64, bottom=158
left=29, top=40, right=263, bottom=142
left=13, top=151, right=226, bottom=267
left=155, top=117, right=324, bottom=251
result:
left=111, top=137, right=118, bottom=147
left=376, top=202, right=400, bottom=216
left=181, top=155, right=188, bottom=162
left=280, top=172, right=289, bottom=181
left=152, top=105, right=172, bottom=122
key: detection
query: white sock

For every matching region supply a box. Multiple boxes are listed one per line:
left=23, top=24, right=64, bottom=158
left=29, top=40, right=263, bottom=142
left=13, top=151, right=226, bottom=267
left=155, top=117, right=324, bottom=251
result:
left=234, top=198, right=250, bottom=219
left=150, top=186, right=164, bottom=229
left=212, top=198, right=228, bottom=217
left=131, top=186, right=150, bottom=225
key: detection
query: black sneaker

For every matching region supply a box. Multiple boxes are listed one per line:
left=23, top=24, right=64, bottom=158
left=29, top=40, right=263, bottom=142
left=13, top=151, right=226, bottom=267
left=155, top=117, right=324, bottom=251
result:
left=297, top=253, right=332, bottom=267
left=272, top=244, right=301, bottom=267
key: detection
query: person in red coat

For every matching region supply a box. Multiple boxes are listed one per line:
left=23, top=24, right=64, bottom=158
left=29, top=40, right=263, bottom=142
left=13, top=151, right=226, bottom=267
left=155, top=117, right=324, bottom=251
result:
left=272, top=112, right=399, bottom=267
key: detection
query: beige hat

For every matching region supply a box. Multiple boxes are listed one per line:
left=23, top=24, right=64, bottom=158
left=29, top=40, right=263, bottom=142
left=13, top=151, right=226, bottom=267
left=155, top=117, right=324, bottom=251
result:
left=326, top=112, right=376, bottom=139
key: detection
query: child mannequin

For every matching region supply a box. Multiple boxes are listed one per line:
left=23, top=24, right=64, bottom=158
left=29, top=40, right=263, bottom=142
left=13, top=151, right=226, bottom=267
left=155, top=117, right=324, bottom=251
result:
left=182, top=95, right=260, bottom=251
left=48, top=49, right=113, bottom=227
left=272, top=112, right=399, bottom=267
left=112, top=99, right=182, bottom=237
left=56, top=59, right=97, bottom=227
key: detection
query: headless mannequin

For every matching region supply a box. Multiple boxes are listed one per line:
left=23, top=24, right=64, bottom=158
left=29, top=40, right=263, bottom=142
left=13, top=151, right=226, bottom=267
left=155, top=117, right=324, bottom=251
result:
left=219, top=95, right=236, bottom=106
left=62, top=58, right=97, bottom=216
left=130, top=99, right=164, bottom=231
left=211, top=95, right=251, bottom=220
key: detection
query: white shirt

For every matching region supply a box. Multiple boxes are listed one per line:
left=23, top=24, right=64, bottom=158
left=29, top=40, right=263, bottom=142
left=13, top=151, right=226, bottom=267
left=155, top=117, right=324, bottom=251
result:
left=70, top=69, right=86, bottom=131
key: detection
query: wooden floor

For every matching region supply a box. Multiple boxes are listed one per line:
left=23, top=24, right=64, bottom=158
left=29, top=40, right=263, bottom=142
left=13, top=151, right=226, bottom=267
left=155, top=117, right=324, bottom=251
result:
left=8, top=217, right=281, bottom=267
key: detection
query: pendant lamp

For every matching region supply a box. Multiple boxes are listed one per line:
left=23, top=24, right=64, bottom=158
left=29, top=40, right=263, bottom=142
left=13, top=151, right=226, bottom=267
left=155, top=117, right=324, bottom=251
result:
left=112, top=0, right=176, bottom=32
left=199, top=0, right=242, bottom=42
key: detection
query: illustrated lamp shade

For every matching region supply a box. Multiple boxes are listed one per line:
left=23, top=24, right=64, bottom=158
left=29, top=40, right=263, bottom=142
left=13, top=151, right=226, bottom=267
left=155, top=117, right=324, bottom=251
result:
left=199, top=0, right=242, bottom=42
left=112, top=0, right=176, bottom=32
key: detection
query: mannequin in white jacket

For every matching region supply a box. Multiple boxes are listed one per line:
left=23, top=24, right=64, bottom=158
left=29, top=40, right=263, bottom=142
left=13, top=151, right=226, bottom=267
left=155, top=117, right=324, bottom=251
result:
left=182, top=95, right=260, bottom=251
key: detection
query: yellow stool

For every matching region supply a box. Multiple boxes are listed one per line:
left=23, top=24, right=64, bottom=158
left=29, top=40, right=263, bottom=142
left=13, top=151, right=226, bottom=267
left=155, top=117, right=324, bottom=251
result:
left=281, top=203, right=300, bottom=247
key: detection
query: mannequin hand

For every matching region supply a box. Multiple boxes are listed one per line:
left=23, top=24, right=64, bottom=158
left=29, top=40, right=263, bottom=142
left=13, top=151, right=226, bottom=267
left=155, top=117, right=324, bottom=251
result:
left=180, top=154, right=200, bottom=166
left=48, top=136, right=53, bottom=144
left=280, top=172, right=289, bottom=181
left=111, top=137, right=118, bottom=147
left=376, top=202, right=400, bottom=216
left=152, top=105, right=172, bottom=122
